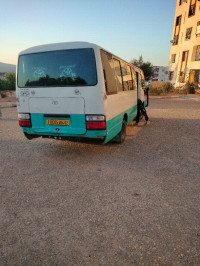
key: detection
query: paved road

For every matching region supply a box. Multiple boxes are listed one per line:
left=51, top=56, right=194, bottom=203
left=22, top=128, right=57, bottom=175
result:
left=0, top=98, right=200, bottom=265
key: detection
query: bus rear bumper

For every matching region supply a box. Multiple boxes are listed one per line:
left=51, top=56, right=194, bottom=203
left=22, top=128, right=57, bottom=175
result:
left=22, top=128, right=107, bottom=141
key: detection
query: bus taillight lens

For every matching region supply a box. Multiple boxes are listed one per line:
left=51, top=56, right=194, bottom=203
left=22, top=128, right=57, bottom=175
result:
left=18, top=113, right=31, bottom=127
left=86, top=121, right=106, bottom=130
left=19, top=120, right=31, bottom=127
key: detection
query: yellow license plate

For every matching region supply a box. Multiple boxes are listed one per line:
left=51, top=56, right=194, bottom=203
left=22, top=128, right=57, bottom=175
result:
left=46, top=119, right=69, bottom=126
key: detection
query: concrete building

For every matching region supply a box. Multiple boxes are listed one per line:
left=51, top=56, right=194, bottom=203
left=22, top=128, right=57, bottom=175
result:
left=169, top=0, right=200, bottom=87
left=152, top=66, right=169, bottom=82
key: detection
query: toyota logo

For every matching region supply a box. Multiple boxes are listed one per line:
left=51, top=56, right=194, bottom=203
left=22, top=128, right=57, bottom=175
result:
left=52, top=100, right=58, bottom=105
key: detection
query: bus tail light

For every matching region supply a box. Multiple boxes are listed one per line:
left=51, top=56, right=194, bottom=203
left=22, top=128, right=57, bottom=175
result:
left=86, top=121, right=106, bottom=130
left=18, top=113, right=31, bottom=127
left=86, top=115, right=106, bottom=130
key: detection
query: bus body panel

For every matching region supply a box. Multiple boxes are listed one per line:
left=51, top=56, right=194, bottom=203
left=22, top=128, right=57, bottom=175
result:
left=29, top=97, right=85, bottom=114
left=17, top=86, right=105, bottom=115
left=105, top=91, right=137, bottom=121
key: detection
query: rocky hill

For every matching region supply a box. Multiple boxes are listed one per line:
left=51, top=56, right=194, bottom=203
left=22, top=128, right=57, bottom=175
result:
left=0, top=62, right=16, bottom=73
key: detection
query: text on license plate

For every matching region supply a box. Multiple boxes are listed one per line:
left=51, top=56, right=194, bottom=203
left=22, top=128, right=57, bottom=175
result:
left=46, top=119, right=69, bottom=126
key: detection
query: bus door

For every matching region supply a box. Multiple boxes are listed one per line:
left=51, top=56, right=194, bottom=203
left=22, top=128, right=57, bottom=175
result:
left=136, top=71, right=141, bottom=100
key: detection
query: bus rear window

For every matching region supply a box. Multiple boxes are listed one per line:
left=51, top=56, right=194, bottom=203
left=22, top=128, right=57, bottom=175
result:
left=18, top=48, right=97, bottom=87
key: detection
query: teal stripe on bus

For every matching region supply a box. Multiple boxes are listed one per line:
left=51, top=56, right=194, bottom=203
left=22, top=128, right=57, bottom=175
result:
left=104, top=104, right=137, bottom=143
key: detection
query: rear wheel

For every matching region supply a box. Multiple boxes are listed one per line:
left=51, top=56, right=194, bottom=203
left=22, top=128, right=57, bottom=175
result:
left=115, top=119, right=127, bottom=144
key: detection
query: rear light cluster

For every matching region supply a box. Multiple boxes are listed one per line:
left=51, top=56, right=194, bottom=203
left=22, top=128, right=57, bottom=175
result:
left=18, top=113, right=31, bottom=127
left=86, top=115, right=106, bottom=130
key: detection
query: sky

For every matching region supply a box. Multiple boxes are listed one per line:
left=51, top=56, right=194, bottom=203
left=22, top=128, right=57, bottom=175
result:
left=0, top=0, right=176, bottom=66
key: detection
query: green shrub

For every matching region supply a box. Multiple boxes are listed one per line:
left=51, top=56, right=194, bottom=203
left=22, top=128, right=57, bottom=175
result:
left=149, top=81, right=175, bottom=95
left=149, top=86, right=163, bottom=95
left=6, top=73, right=15, bottom=91
left=0, top=73, right=16, bottom=91
left=162, top=82, right=174, bottom=93
left=0, top=80, right=9, bottom=91
left=173, top=87, right=182, bottom=94
left=182, top=82, right=198, bottom=94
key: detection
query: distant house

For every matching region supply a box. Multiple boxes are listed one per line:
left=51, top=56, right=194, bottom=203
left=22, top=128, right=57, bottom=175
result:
left=152, top=66, right=169, bottom=82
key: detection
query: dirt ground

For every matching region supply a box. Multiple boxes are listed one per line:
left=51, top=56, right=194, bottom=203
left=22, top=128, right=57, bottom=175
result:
left=0, top=97, right=200, bottom=265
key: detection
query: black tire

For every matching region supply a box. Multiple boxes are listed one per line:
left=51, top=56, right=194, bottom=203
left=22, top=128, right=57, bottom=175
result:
left=117, top=119, right=127, bottom=144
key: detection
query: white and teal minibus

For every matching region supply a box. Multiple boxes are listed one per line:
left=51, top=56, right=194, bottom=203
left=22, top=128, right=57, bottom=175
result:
left=16, top=42, right=148, bottom=144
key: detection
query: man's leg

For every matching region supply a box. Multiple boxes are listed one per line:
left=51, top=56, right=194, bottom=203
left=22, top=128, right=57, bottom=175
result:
left=136, top=99, right=143, bottom=124
left=141, top=104, right=149, bottom=122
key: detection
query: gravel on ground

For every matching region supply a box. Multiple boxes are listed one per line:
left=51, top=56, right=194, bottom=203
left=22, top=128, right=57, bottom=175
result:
left=0, top=97, right=200, bottom=265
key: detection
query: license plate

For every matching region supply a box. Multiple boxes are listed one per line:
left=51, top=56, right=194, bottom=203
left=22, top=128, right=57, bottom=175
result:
left=46, top=119, right=69, bottom=126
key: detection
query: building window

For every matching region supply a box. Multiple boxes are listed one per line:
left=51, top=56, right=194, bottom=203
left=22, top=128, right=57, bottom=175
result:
left=173, top=16, right=182, bottom=45
left=194, top=70, right=200, bottom=83
left=153, top=67, right=159, bottom=79
left=188, top=0, right=196, bottom=17
left=189, top=70, right=200, bottom=84
left=179, top=0, right=182, bottom=5
left=171, top=54, right=176, bottom=63
left=179, top=51, right=189, bottom=82
left=195, top=45, right=200, bottom=61
left=169, top=71, right=174, bottom=81
left=152, top=67, right=159, bottom=81
left=196, top=22, right=200, bottom=37
left=185, top=27, right=192, bottom=40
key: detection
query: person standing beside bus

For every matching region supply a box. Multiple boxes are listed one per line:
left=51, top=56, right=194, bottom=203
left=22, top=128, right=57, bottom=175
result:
left=135, top=98, right=149, bottom=125
left=135, top=72, right=149, bottom=125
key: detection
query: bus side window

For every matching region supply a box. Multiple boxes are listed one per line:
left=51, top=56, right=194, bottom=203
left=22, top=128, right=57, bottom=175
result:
left=139, top=73, right=143, bottom=87
left=103, top=69, right=108, bottom=92
left=100, top=50, right=117, bottom=95
left=113, top=58, right=123, bottom=92
left=140, top=73, right=146, bottom=89
left=127, top=65, right=133, bottom=90
left=121, top=61, right=129, bottom=91
left=131, top=67, right=137, bottom=90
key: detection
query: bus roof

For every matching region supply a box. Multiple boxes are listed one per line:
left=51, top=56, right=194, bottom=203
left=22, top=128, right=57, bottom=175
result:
left=18, top=42, right=101, bottom=56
